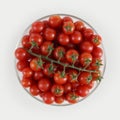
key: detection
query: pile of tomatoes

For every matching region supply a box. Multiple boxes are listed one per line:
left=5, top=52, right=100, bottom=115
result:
left=15, top=15, right=103, bottom=105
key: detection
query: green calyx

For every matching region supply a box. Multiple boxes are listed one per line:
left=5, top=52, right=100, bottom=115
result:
left=37, top=58, right=44, bottom=68
left=95, top=60, right=103, bottom=67
left=48, top=64, right=54, bottom=73
left=58, top=50, right=64, bottom=58
left=85, top=58, right=91, bottom=65
left=71, top=94, right=78, bottom=100
left=93, top=38, right=98, bottom=43
left=55, top=88, right=61, bottom=94
left=87, top=75, right=92, bottom=83
left=65, top=24, right=72, bottom=32
left=30, top=41, right=38, bottom=48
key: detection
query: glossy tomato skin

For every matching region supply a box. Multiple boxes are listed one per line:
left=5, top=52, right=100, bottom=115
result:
left=53, top=46, right=65, bottom=60
left=55, top=96, right=64, bottom=104
left=44, top=28, right=56, bottom=41
left=66, top=49, right=79, bottom=63
left=77, top=85, right=89, bottom=97
left=54, top=72, right=68, bottom=85
left=30, top=85, right=40, bottom=96
left=86, top=80, right=95, bottom=89
left=34, top=71, right=44, bottom=80
left=68, top=70, right=78, bottom=83
left=72, top=82, right=80, bottom=91
left=17, top=60, right=29, bottom=71
left=63, top=21, right=75, bottom=35
left=38, top=78, right=51, bottom=92
left=21, top=78, right=32, bottom=88
left=51, top=84, right=64, bottom=96
left=64, top=83, right=72, bottom=93
left=80, top=41, right=93, bottom=53
left=22, top=67, right=33, bottom=78
left=92, top=70, right=101, bottom=81
left=78, top=72, right=92, bottom=85
left=49, top=15, right=62, bottom=28
left=21, top=35, right=31, bottom=49
left=70, top=31, right=82, bottom=44
left=92, top=47, right=103, bottom=58
left=62, top=16, right=73, bottom=23
left=83, top=28, right=94, bottom=39
left=31, top=21, right=44, bottom=33
left=74, top=21, right=85, bottom=31
left=15, top=48, right=29, bottom=61
left=66, top=92, right=79, bottom=104
left=41, top=41, right=53, bottom=55
left=90, top=35, right=102, bottom=46
left=42, top=92, right=55, bottom=104
left=30, top=58, right=42, bottom=72
left=29, top=33, right=43, bottom=46
left=79, top=52, right=92, bottom=66
left=58, top=33, right=69, bottom=46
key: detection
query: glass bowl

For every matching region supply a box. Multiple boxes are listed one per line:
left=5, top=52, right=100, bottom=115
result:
left=15, top=14, right=106, bottom=106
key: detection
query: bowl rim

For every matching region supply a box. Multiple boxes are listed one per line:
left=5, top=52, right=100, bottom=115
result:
left=14, top=13, right=106, bottom=106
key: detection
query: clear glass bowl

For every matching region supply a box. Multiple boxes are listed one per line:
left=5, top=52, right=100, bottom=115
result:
left=15, top=14, right=106, bottom=106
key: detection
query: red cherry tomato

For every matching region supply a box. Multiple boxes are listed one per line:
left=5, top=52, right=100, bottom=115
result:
left=86, top=80, right=95, bottom=89
left=63, top=21, right=75, bottom=35
left=62, top=16, right=73, bottom=23
left=92, top=47, right=103, bottom=58
left=41, top=41, right=53, bottom=55
left=74, top=21, right=85, bottom=31
left=80, top=41, right=93, bottom=53
left=78, top=72, right=92, bottom=85
left=77, top=85, right=89, bottom=97
left=55, top=96, right=64, bottom=104
left=66, top=49, right=79, bottom=63
left=16, top=60, right=29, bottom=71
left=34, top=71, right=44, bottom=80
left=54, top=71, right=68, bottom=85
left=70, top=31, right=82, bottom=44
left=72, top=82, right=80, bottom=91
left=30, top=58, right=42, bottom=72
left=38, top=78, right=51, bottom=92
left=83, top=28, right=94, bottom=39
left=49, top=15, right=62, bottom=28
left=79, top=52, right=92, bottom=66
left=21, top=78, right=32, bottom=88
left=31, top=21, right=44, bottom=33
left=15, top=48, right=29, bottom=61
left=42, top=92, right=55, bottom=104
left=64, top=83, right=72, bottom=93
left=66, top=92, right=79, bottom=104
left=44, top=28, right=56, bottom=41
left=68, top=70, right=78, bottom=83
left=30, top=85, right=40, bottom=96
left=58, top=33, right=70, bottom=46
left=92, top=70, right=101, bottom=81
left=29, top=33, right=43, bottom=47
left=51, top=84, right=64, bottom=96
left=22, top=67, right=33, bottom=78
left=90, top=35, right=102, bottom=46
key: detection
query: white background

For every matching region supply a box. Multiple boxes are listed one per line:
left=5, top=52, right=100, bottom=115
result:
left=0, top=0, right=120, bottom=120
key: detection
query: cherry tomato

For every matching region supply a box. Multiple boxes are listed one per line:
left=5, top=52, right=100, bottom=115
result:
left=72, top=82, right=80, bottom=91
left=41, top=41, right=53, bottom=55
left=51, top=84, right=64, bottom=96
left=66, top=49, right=79, bottom=63
left=42, top=92, right=55, bottom=104
left=22, top=67, right=33, bottom=78
left=63, top=21, right=75, bottom=35
left=44, top=28, right=56, bottom=41
left=92, top=47, right=103, bottom=58
left=55, top=96, right=64, bottom=104
left=83, top=28, right=94, bottom=39
left=92, top=70, right=101, bottom=81
left=49, top=15, right=62, bottom=28
left=38, top=78, right=51, bottom=92
left=29, top=33, right=43, bottom=47
left=54, top=71, right=68, bottom=85
left=70, top=31, right=82, bottom=44
left=66, top=92, right=79, bottom=104
left=68, top=70, right=78, bottom=83
left=62, top=16, right=73, bottom=23
left=53, top=46, right=65, bottom=60
left=77, top=85, right=89, bottom=97
left=31, top=21, right=44, bottom=33
left=16, top=60, right=29, bottom=71
left=86, top=80, right=95, bottom=89
left=30, top=85, right=40, bottom=96
left=34, top=71, right=44, bottom=80
left=79, top=52, right=92, bottom=66
left=90, top=35, right=102, bottom=46
left=15, top=48, right=29, bottom=61
left=78, top=72, right=92, bottom=85
left=21, top=35, right=31, bottom=49
left=64, top=83, right=72, bottom=93
left=43, top=63, right=56, bottom=77
left=58, top=33, right=69, bottom=46
left=74, top=21, right=85, bottom=31
left=80, top=41, right=93, bottom=53
left=21, top=78, right=32, bottom=88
